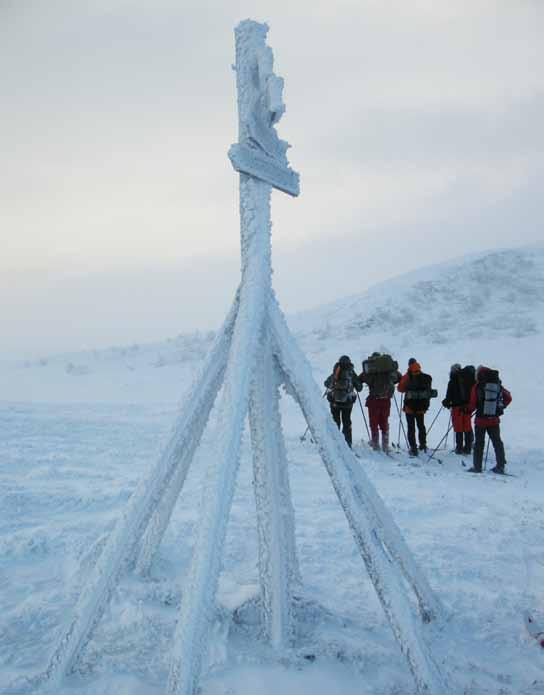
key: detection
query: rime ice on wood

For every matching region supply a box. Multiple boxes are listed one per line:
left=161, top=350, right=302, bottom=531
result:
left=39, top=18, right=452, bottom=695
left=228, top=21, right=299, bottom=198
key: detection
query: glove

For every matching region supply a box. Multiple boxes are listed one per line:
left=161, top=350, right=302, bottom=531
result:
left=441, top=399, right=449, bottom=408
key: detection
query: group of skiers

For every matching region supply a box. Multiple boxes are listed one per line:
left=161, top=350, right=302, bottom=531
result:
left=324, top=353, right=512, bottom=474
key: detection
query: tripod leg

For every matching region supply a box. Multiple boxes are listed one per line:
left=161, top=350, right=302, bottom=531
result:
left=135, top=295, right=240, bottom=575
left=270, top=301, right=449, bottom=694
left=40, top=293, right=240, bottom=689
left=249, top=330, right=299, bottom=648
left=270, top=301, right=444, bottom=624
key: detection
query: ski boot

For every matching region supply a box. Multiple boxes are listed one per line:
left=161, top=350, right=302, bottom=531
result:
left=463, top=431, right=473, bottom=455
left=381, top=431, right=390, bottom=454
left=490, top=465, right=505, bottom=475
left=466, top=466, right=482, bottom=473
left=455, top=432, right=464, bottom=455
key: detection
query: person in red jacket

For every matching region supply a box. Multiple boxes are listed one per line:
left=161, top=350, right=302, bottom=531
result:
left=359, top=352, right=401, bottom=453
left=467, top=366, right=512, bottom=474
left=442, top=364, right=475, bottom=454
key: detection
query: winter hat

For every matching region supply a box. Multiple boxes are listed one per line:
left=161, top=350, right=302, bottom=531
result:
left=338, top=355, right=352, bottom=366
left=371, top=351, right=381, bottom=357
left=450, top=363, right=461, bottom=374
left=408, top=357, right=417, bottom=366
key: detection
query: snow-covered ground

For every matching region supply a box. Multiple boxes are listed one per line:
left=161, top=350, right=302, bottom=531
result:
left=2, top=245, right=544, bottom=694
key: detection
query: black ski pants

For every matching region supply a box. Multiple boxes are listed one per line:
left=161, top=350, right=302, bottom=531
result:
left=473, top=424, right=506, bottom=471
left=331, top=403, right=353, bottom=447
left=405, top=412, right=426, bottom=451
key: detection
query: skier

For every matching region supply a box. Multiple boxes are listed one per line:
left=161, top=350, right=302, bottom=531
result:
left=359, top=352, right=401, bottom=452
left=397, top=358, right=434, bottom=457
left=466, top=365, right=512, bottom=474
left=442, top=363, right=475, bottom=454
left=324, top=355, right=363, bottom=448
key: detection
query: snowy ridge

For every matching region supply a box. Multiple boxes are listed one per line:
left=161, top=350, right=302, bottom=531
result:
left=3, top=245, right=543, bottom=414
left=19, top=329, right=216, bottom=374
left=6, top=245, right=543, bottom=381
left=294, top=244, right=544, bottom=347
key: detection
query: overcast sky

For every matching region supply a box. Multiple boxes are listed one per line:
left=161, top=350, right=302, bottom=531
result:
left=1, top=0, right=543, bottom=357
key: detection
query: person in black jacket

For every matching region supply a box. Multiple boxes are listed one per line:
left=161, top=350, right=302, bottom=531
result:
left=397, top=358, right=433, bottom=456
left=324, top=355, right=363, bottom=447
left=442, top=364, right=475, bottom=454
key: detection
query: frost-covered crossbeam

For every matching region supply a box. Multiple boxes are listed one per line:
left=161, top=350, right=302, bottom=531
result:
left=228, top=143, right=299, bottom=196
left=228, top=21, right=300, bottom=196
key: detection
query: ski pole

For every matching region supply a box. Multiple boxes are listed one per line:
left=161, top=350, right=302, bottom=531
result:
left=356, top=393, right=371, bottom=442
left=426, top=405, right=444, bottom=437
left=301, top=390, right=327, bottom=441
left=427, top=420, right=453, bottom=463
left=484, top=436, right=490, bottom=470
left=397, top=393, right=403, bottom=447
left=393, top=392, right=410, bottom=449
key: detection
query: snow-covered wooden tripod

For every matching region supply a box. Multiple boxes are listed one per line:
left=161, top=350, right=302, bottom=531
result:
left=42, top=20, right=451, bottom=695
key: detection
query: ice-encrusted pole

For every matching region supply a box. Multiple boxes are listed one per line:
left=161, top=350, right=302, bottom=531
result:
left=166, top=20, right=300, bottom=694
left=248, top=327, right=300, bottom=647
left=269, top=298, right=451, bottom=695
left=135, top=292, right=241, bottom=575
left=232, top=20, right=300, bottom=648
left=39, top=293, right=240, bottom=690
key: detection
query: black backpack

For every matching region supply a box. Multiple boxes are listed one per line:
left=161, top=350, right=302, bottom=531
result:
left=476, top=369, right=504, bottom=418
left=457, top=365, right=476, bottom=404
left=331, top=367, right=355, bottom=405
left=405, top=372, right=436, bottom=411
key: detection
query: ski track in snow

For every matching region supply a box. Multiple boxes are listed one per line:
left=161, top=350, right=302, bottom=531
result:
left=1, top=245, right=544, bottom=694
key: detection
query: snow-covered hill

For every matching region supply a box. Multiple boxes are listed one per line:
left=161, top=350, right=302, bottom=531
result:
left=294, top=244, right=544, bottom=346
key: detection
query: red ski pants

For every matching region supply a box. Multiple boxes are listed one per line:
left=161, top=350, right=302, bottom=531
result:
left=367, top=398, right=391, bottom=438
left=451, top=406, right=472, bottom=433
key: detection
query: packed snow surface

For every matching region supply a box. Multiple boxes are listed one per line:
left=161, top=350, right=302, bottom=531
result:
left=1, top=245, right=544, bottom=694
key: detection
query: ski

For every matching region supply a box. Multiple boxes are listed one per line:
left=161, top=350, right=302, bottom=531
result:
left=461, top=461, right=517, bottom=477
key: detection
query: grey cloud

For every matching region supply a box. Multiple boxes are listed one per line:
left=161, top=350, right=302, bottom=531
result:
left=314, top=92, right=544, bottom=165
left=1, top=0, right=543, bottom=354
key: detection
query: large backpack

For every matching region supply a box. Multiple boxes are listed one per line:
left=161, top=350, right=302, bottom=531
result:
left=476, top=369, right=504, bottom=418
left=362, top=353, right=398, bottom=375
left=363, top=353, right=399, bottom=399
left=331, top=366, right=355, bottom=405
left=405, top=372, right=435, bottom=411
left=457, top=365, right=476, bottom=404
